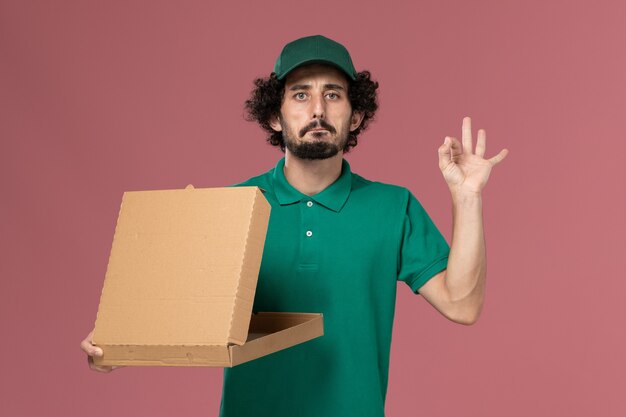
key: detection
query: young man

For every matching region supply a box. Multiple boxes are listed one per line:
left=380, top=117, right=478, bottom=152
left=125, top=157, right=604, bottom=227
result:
left=82, top=35, right=507, bottom=416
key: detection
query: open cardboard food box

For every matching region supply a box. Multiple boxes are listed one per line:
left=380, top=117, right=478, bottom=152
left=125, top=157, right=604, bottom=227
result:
left=92, top=186, right=323, bottom=367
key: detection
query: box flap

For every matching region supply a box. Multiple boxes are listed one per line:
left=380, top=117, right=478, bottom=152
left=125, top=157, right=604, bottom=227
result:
left=93, top=186, right=270, bottom=348
left=229, top=312, right=324, bottom=366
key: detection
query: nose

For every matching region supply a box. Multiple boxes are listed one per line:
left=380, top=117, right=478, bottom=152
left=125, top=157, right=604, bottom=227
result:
left=311, top=93, right=325, bottom=119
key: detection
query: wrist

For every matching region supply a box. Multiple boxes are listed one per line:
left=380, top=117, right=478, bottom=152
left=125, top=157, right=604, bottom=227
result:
left=450, top=189, right=482, bottom=205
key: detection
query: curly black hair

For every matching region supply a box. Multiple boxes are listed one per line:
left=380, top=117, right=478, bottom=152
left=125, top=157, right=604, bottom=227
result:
left=244, top=70, right=379, bottom=152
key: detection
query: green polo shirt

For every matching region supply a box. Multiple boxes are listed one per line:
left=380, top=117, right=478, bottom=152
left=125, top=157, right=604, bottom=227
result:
left=220, top=157, right=449, bottom=417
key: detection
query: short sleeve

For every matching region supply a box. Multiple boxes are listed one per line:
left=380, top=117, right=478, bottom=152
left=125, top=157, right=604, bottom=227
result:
left=397, top=191, right=450, bottom=293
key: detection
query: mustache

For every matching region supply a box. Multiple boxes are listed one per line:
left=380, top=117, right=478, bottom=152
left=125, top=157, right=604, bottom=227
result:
left=299, top=120, right=336, bottom=137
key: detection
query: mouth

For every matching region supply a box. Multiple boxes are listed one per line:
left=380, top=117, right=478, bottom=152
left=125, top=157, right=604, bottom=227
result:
left=305, top=129, right=330, bottom=140
left=299, top=121, right=335, bottom=138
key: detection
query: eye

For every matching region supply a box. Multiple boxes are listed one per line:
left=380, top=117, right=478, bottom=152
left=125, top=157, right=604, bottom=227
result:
left=326, top=92, right=340, bottom=100
left=294, top=92, right=307, bottom=100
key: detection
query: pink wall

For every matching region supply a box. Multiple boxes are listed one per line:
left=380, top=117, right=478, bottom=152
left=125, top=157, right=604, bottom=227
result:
left=2, top=1, right=624, bottom=416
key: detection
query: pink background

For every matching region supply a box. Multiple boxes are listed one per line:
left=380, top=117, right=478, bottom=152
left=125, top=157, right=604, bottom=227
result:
left=2, top=1, right=625, bottom=416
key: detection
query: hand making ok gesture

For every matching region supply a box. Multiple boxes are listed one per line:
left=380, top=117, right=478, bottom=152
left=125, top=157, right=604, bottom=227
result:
left=438, top=116, right=508, bottom=195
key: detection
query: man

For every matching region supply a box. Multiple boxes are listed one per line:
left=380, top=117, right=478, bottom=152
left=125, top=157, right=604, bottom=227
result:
left=82, top=35, right=508, bottom=416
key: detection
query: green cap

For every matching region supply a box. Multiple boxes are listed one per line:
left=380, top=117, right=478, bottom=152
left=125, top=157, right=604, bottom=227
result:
left=273, top=35, right=357, bottom=81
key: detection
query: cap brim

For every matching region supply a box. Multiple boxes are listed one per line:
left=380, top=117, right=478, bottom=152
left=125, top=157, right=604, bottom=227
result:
left=276, top=59, right=357, bottom=81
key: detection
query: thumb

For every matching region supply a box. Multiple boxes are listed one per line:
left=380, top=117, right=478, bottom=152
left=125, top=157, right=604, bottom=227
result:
left=438, top=137, right=452, bottom=170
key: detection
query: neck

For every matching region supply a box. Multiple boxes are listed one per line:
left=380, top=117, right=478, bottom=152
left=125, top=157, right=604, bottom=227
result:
left=283, top=151, right=343, bottom=196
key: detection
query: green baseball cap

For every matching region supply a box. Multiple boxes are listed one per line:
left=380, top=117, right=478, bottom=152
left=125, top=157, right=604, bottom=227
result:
left=273, top=35, right=357, bottom=81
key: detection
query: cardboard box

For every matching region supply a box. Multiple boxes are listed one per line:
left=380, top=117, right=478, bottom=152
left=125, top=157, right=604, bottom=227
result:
left=93, top=186, right=323, bottom=367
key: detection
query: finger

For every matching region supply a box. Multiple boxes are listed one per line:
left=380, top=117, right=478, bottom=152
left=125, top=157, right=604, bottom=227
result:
left=462, top=116, right=472, bottom=154
left=92, top=365, right=113, bottom=373
left=475, top=129, right=486, bottom=157
left=80, top=331, right=103, bottom=357
left=488, top=148, right=509, bottom=165
left=80, top=339, right=102, bottom=356
left=448, top=137, right=463, bottom=161
left=88, top=355, right=113, bottom=373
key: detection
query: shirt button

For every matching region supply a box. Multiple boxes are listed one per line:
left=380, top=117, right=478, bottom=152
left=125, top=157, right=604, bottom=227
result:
left=306, top=230, right=313, bottom=237
left=306, top=201, right=313, bottom=207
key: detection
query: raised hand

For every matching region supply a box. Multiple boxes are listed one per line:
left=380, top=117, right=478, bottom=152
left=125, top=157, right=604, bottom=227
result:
left=438, top=116, right=508, bottom=195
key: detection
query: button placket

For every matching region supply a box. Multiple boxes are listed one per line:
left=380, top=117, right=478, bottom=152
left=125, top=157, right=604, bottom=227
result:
left=299, top=199, right=319, bottom=266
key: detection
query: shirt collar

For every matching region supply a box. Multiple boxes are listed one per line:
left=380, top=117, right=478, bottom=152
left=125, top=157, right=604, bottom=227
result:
left=272, top=157, right=353, bottom=212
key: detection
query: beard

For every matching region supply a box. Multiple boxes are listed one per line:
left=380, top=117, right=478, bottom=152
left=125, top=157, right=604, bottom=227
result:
left=281, top=118, right=350, bottom=160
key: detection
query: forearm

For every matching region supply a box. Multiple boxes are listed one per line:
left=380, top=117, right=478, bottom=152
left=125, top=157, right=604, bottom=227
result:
left=445, top=191, right=486, bottom=319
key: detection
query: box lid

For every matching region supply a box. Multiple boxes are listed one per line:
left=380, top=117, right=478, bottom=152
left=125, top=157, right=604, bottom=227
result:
left=93, top=186, right=270, bottom=348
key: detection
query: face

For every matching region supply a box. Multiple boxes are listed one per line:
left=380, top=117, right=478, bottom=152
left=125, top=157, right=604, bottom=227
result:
left=270, top=64, right=364, bottom=160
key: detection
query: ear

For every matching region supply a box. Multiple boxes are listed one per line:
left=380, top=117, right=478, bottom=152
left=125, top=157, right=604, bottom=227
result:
left=349, top=111, right=365, bottom=132
left=269, top=114, right=283, bottom=132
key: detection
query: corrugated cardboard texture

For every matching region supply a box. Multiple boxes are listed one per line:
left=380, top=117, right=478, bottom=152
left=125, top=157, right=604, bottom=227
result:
left=93, top=187, right=269, bottom=347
